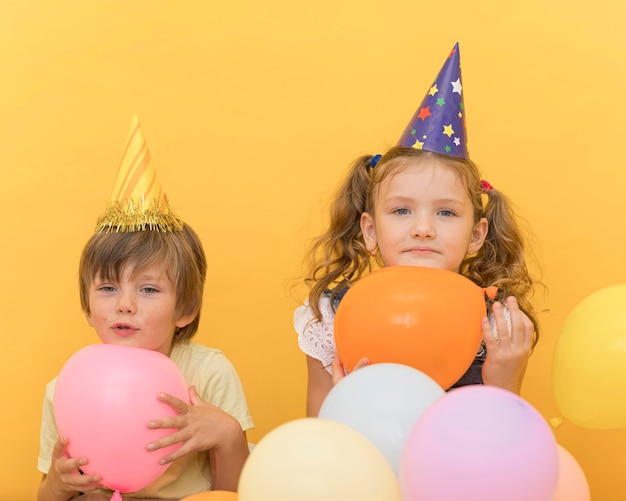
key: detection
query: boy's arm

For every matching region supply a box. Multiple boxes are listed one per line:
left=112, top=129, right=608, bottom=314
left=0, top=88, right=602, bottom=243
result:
left=209, top=427, right=250, bottom=491
left=38, top=473, right=78, bottom=501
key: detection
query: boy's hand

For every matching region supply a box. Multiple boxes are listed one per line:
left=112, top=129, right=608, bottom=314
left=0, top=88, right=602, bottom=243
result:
left=146, top=386, right=247, bottom=465
left=43, top=436, right=102, bottom=497
left=481, top=296, right=533, bottom=394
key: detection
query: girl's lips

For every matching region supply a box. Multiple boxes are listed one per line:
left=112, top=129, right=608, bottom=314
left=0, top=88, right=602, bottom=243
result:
left=406, top=247, right=437, bottom=253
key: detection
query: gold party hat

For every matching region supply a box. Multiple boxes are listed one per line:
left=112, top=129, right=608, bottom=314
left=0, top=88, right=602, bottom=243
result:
left=96, top=115, right=183, bottom=233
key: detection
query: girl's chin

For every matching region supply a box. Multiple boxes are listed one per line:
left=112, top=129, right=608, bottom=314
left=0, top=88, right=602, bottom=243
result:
left=392, top=258, right=442, bottom=269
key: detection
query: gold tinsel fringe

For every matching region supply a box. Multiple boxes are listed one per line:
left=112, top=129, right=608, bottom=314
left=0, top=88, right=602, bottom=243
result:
left=95, top=197, right=184, bottom=233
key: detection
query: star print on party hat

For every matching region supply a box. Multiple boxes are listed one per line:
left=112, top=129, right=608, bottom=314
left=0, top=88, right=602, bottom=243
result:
left=95, top=115, right=183, bottom=233
left=397, top=42, right=468, bottom=159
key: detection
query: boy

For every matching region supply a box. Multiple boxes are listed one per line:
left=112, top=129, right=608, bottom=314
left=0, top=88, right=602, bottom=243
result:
left=38, top=116, right=253, bottom=500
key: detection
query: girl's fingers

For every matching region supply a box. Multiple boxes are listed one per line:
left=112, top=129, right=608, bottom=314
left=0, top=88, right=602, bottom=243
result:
left=481, top=316, right=496, bottom=346
left=330, top=355, right=345, bottom=386
left=352, top=357, right=370, bottom=371
left=490, top=301, right=510, bottom=346
left=504, top=296, right=533, bottom=349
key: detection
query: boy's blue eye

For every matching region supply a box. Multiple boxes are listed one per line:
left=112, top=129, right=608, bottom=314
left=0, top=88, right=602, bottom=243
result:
left=438, top=209, right=455, bottom=217
left=142, top=287, right=159, bottom=293
left=99, top=286, right=116, bottom=292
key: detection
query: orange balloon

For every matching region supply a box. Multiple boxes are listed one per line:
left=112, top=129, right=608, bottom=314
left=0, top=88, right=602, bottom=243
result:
left=334, top=266, right=486, bottom=389
left=181, top=491, right=238, bottom=500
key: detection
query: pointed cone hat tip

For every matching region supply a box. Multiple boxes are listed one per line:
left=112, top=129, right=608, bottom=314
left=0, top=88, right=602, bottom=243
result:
left=95, top=116, right=183, bottom=233
left=397, top=42, right=468, bottom=159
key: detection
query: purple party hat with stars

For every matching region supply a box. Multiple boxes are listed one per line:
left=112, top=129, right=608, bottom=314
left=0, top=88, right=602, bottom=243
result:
left=397, top=42, right=468, bottom=159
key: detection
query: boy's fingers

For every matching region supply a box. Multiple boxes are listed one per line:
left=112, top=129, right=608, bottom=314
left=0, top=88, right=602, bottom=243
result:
left=159, top=392, right=189, bottom=414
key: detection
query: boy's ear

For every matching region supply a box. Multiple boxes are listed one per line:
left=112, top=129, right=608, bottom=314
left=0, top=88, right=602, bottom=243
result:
left=360, top=212, right=378, bottom=252
left=467, top=217, right=488, bottom=255
left=175, top=310, right=197, bottom=329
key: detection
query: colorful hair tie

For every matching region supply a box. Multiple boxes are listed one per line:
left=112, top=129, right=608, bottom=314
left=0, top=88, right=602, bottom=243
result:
left=480, top=179, right=493, bottom=193
left=370, top=154, right=382, bottom=168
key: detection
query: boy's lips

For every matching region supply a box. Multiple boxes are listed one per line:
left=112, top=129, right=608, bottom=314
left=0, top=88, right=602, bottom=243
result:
left=112, top=323, right=139, bottom=336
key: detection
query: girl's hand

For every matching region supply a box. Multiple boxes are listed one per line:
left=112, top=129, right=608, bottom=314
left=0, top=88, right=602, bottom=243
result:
left=481, top=296, right=533, bottom=394
left=146, top=386, right=247, bottom=465
left=306, top=355, right=370, bottom=417
left=41, top=436, right=102, bottom=499
left=331, top=355, right=370, bottom=386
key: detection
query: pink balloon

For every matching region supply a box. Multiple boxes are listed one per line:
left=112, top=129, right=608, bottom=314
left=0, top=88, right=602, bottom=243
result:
left=54, top=344, right=189, bottom=493
left=552, top=444, right=590, bottom=501
left=399, top=386, right=559, bottom=501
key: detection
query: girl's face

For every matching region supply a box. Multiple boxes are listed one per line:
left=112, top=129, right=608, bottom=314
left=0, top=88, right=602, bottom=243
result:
left=85, top=262, right=194, bottom=356
left=360, top=158, right=487, bottom=272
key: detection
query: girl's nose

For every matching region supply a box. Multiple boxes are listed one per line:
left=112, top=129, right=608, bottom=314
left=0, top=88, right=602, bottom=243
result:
left=411, top=215, right=435, bottom=239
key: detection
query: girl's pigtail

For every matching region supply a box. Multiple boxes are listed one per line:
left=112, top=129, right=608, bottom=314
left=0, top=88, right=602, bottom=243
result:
left=305, top=155, right=375, bottom=320
left=465, top=187, right=540, bottom=345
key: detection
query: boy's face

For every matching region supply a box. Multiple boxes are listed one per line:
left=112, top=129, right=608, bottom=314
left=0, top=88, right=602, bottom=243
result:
left=85, top=262, right=194, bottom=356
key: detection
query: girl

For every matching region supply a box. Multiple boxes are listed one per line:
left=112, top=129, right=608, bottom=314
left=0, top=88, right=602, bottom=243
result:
left=294, top=44, right=539, bottom=417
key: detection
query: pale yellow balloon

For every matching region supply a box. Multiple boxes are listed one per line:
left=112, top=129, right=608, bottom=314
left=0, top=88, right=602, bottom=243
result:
left=238, top=418, right=402, bottom=501
left=552, top=284, right=626, bottom=429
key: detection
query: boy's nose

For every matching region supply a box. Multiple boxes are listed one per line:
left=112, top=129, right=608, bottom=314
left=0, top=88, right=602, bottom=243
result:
left=116, top=293, right=136, bottom=313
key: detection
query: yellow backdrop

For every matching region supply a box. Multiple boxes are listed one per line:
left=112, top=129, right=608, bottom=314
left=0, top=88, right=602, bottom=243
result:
left=2, top=1, right=625, bottom=499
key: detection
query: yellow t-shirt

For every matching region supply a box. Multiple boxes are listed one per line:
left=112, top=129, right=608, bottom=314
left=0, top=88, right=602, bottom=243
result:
left=38, top=342, right=254, bottom=499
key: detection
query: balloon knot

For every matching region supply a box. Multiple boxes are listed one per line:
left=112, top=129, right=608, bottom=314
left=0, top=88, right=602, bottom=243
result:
left=549, top=416, right=563, bottom=429
left=483, top=286, right=498, bottom=300
left=111, top=490, right=123, bottom=501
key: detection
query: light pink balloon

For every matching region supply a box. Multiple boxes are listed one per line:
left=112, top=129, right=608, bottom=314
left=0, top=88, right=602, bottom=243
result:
left=54, top=344, right=189, bottom=493
left=552, top=444, right=590, bottom=501
left=400, top=385, right=559, bottom=501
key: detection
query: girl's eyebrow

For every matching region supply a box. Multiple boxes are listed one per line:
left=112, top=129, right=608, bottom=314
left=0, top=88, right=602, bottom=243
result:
left=383, top=195, right=465, bottom=205
left=434, top=197, right=465, bottom=205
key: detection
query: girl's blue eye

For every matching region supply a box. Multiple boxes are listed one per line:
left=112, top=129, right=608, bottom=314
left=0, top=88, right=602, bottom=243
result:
left=142, top=287, right=159, bottom=294
left=394, top=208, right=410, bottom=215
left=438, top=210, right=455, bottom=217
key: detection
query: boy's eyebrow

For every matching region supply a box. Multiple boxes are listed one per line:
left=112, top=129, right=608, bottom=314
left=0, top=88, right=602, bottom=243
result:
left=133, top=271, right=170, bottom=282
left=92, top=274, right=113, bottom=282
